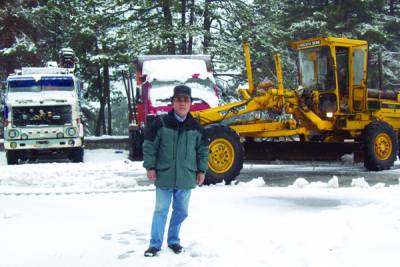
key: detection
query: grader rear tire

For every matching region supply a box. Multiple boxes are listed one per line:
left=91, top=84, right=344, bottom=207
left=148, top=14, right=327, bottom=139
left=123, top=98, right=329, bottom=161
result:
left=362, top=121, right=398, bottom=171
left=204, top=125, right=244, bottom=185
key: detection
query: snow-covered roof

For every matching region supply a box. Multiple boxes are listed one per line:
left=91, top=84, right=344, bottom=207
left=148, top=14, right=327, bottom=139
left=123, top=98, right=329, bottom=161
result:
left=19, top=67, right=74, bottom=75
left=142, top=58, right=212, bottom=82
left=136, top=55, right=212, bottom=71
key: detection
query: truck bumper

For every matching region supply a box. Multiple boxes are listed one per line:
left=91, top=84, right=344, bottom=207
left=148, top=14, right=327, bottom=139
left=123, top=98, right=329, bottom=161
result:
left=4, top=137, right=83, bottom=150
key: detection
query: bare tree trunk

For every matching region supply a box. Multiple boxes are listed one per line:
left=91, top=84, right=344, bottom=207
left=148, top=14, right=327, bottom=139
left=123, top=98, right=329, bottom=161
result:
left=128, top=69, right=137, bottom=124
left=188, top=0, right=195, bottom=54
left=102, top=110, right=106, bottom=135
left=122, top=71, right=133, bottom=124
left=389, top=0, right=395, bottom=15
left=104, top=63, right=112, bottom=135
left=162, top=0, right=176, bottom=54
left=203, top=0, right=211, bottom=54
left=181, top=0, right=187, bottom=54
left=95, top=64, right=105, bottom=136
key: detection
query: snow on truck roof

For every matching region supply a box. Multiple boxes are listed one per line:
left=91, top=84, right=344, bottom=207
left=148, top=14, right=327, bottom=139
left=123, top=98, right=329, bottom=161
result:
left=136, top=55, right=212, bottom=71
left=140, top=57, right=214, bottom=82
left=14, top=67, right=74, bottom=76
left=7, top=67, right=76, bottom=82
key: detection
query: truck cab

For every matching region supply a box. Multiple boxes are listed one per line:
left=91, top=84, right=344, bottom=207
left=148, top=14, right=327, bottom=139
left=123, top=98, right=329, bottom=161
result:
left=129, top=55, right=220, bottom=160
left=2, top=56, right=84, bottom=164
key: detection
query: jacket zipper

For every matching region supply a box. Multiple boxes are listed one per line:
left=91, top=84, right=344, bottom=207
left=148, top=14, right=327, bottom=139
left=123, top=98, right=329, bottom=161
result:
left=174, top=121, right=181, bottom=188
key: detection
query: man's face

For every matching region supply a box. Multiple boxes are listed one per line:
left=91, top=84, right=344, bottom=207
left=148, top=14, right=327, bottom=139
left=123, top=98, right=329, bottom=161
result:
left=173, top=95, right=191, bottom=117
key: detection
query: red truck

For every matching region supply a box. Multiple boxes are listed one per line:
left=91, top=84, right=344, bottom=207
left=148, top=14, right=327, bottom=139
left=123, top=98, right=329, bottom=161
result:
left=129, top=55, right=220, bottom=160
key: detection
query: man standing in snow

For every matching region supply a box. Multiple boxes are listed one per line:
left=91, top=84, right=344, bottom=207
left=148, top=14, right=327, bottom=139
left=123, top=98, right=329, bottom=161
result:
left=143, top=85, right=209, bottom=257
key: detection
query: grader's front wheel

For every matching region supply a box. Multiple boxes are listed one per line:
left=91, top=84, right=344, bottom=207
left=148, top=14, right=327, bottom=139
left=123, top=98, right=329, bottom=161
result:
left=362, top=121, right=398, bottom=171
left=204, top=125, right=244, bottom=185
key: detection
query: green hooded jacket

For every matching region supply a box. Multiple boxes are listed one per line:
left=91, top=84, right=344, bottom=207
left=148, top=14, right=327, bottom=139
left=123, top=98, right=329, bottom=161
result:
left=143, top=110, right=209, bottom=189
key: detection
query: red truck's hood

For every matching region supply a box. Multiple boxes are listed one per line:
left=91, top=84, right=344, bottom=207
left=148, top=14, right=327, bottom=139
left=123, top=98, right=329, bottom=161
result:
left=147, top=102, right=211, bottom=116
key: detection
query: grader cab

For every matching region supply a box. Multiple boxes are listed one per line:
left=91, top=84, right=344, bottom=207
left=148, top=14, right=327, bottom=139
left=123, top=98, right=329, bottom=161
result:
left=192, top=37, right=400, bottom=185
left=292, top=38, right=368, bottom=117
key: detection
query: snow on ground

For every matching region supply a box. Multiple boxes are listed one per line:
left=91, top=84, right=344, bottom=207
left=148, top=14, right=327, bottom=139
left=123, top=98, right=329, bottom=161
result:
left=1, top=150, right=400, bottom=267
left=0, top=149, right=146, bottom=194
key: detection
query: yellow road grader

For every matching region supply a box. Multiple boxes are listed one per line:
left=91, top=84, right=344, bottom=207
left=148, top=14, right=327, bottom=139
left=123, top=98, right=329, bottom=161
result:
left=193, top=37, right=400, bottom=184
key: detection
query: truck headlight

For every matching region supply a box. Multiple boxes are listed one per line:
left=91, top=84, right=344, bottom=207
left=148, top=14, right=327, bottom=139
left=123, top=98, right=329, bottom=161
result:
left=57, top=132, right=64, bottom=139
left=66, top=127, right=77, bottom=137
left=8, top=129, right=19, bottom=139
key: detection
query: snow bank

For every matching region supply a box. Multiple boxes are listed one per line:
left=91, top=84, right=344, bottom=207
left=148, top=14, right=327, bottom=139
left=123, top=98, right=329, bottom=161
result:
left=351, top=177, right=370, bottom=188
left=0, top=150, right=147, bottom=194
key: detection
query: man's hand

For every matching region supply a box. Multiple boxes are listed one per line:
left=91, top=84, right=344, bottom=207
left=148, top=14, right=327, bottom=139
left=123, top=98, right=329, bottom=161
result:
left=147, top=169, right=157, bottom=181
left=196, top=172, right=205, bottom=185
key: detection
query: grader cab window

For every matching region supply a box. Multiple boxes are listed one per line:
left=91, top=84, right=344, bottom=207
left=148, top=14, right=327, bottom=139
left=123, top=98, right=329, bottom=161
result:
left=298, top=46, right=335, bottom=92
left=336, top=47, right=349, bottom=96
left=353, top=48, right=365, bottom=86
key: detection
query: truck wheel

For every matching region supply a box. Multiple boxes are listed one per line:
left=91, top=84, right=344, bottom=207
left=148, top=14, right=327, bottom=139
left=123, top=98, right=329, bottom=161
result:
left=69, top=148, right=84, bottom=163
left=6, top=151, right=19, bottom=165
left=362, top=121, right=398, bottom=171
left=204, top=125, right=244, bottom=185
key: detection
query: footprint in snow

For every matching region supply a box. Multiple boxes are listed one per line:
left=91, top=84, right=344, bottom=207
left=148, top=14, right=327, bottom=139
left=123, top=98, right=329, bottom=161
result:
left=101, top=234, right=112, bottom=240
left=118, top=250, right=135, bottom=260
left=118, top=238, right=131, bottom=245
left=134, top=232, right=146, bottom=237
left=119, top=229, right=136, bottom=235
left=186, top=242, right=218, bottom=258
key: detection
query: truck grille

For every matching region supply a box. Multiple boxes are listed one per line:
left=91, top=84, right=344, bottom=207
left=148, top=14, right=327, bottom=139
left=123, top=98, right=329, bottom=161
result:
left=12, top=105, right=72, bottom=127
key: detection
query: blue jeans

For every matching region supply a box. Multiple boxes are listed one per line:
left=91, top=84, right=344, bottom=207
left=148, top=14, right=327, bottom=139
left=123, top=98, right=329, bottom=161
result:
left=149, top=188, right=191, bottom=249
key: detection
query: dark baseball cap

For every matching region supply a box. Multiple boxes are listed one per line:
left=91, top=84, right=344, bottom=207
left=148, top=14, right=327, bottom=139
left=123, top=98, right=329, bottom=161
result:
left=173, top=85, right=192, bottom=99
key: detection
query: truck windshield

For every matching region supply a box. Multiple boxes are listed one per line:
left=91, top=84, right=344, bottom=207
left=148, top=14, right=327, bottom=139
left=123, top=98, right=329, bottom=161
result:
left=150, top=77, right=216, bottom=107
left=41, top=76, right=74, bottom=91
left=298, top=46, right=335, bottom=92
left=12, top=105, right=72, bottom=127
left=8, top=79, right=40, bottom=92
left=8, top=76, right=74, bottom=92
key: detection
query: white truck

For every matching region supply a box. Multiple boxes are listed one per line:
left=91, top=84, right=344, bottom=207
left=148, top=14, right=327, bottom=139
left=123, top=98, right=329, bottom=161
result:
left=1, top=49, right=85, bottom=164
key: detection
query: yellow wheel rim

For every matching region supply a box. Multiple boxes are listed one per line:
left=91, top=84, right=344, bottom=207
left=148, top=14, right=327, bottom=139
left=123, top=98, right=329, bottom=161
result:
left=374, top=133, right=392, bottom=161
left=208, top=138, right=235, bottom=174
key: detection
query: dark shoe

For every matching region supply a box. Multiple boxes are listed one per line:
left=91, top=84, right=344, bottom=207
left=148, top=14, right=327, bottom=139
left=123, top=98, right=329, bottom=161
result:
left=168, top=244, right=184, bottom=254
left=144, top=247, right=160, bottom=257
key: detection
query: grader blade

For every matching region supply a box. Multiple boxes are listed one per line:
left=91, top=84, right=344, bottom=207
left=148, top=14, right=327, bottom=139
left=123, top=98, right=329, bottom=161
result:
left=243, top=141, right=362, bottom=162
